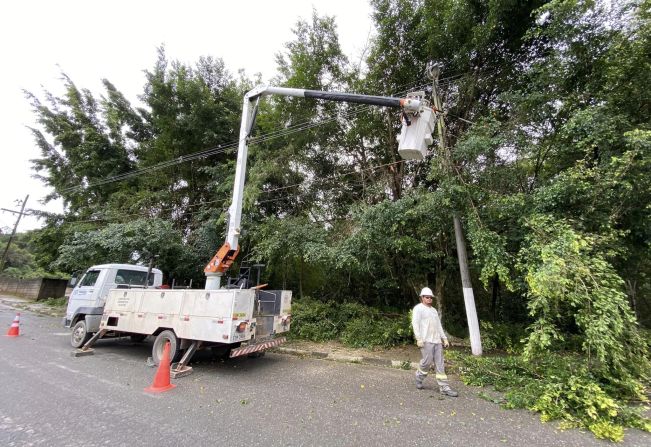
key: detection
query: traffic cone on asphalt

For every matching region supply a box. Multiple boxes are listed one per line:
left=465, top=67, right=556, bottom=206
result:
left=144, top=341, right=176, bottom=393
left=5, top=313, right=20, bottom=337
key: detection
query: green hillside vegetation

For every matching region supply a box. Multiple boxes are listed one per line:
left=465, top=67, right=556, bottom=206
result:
left=5, top=0, right=649, bottom=440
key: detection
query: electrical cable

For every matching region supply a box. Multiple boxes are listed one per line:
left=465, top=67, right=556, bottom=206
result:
left=257, top=159, right=406, bottom=197
left=41, top=71, right=485, bottom=223
left=23, top=156, right=406, bottom=224
left=57, top=75, right=454, bottom=194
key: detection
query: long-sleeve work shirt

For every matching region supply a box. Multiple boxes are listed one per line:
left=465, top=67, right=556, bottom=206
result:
left=411, top=303, right=447, bottom=344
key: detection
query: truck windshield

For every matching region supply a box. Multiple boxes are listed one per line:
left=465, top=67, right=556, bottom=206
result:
left=79, top=270, right=100, bottom=287
left=115, top=269, right=155, bottom=286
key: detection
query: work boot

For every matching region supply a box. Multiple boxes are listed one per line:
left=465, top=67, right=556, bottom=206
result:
left=440, top=387, right=458, bottom=397
left=415, top=379, right=424, bottom=390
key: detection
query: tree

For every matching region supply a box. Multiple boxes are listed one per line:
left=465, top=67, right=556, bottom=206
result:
left=520, top=215, right=649, bottom=383
left=26, top=50, right=245, bottom=279
left=26, top=75, right=136, bottom=216
left=53, top=219, right=192, bottom=279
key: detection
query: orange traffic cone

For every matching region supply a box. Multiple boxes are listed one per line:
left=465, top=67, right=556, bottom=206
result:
left=145, top=341, right=176, bottom=393
left=5, top=313, right=20, bottom=337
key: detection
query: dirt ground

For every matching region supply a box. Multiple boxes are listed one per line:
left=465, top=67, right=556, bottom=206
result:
left=283, top=338, right=468, bottom=364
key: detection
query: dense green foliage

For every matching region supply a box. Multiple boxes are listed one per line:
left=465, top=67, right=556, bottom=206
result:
left=290, top=297, right=413, bottom=348
left=455, top=351, right=650, bottom=441
left=0, top=232, right=68, bottom=279
left=11, top=0, right=651, bottom=440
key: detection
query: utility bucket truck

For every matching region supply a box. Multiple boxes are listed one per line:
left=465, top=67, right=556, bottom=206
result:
left=72, top=84, right=435, bottom=378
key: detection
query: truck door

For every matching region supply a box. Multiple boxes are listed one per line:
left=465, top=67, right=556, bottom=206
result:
left=70, top=269, right=103, bottom=309
left=99, top=269, right=119, bottom=304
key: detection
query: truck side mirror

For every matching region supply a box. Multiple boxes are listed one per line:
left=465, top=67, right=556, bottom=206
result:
left=397, top=107, right=435, bottom=160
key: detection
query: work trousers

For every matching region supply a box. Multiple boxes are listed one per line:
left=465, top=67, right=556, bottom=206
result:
left=415, top=342, right=450, bottom=390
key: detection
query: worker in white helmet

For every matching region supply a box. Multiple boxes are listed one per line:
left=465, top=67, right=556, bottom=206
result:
left=412, top=287, right=458, bottom=396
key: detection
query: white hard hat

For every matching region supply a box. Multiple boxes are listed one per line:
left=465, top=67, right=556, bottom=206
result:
left=420, top=287, right=434, bottom=297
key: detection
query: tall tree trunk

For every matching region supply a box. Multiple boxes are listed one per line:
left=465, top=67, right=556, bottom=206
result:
left=491, top=273, right=500, bottom=321
left=434, top=267, right=447, bottom=323
left=299, top=257, right=304, bottom=299
left=625, top=279, right=638, bottom=320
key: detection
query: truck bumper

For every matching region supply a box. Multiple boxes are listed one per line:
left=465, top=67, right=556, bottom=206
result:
left=229, top=337, right=286, bottom=358
left=62, top=317, right=71, bottom=328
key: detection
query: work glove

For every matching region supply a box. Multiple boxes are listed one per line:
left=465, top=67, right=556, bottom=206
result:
left=416, top=340, right=424, bottom=348
left=442, top=339, right=450, bottom=348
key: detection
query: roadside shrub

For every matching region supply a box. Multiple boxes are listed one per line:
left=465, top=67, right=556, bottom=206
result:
left=290, top=297, right=412, bottom=347
left=338, top=302, right=374, bottom=322
left=480, top=321, right=525, bottom=353
left=42, top=296, right=68, bottom=307
left=340, top=313, right=412, bottom=348
left=1, top=267, right=69, bottom=280
left=289, top=298, right=340, bottom=341
left=456, top=352, right=650, bottom=442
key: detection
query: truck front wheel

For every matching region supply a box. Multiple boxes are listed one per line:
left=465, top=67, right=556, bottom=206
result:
left=152, top=330, right=182, bottom=365
left=71, top=320, right=92, bottom=348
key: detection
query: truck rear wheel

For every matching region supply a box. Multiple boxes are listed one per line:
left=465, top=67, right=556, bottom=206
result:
left=71, top=320, right=92, bottom=348
left=152, top=330, right=182, bottom=365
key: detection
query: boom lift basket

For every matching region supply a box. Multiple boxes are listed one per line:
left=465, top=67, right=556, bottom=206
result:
left=398, top=106, right=435, bottom=160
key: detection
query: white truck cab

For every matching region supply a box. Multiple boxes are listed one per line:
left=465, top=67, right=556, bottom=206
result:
left=64, top=263, right=163, bottom=348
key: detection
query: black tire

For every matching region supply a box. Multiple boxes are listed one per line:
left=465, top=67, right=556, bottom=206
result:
left=129, top=334, right=148, bottom=343
left=152, top=330, right=182, bottom=365
left=71, top=320, right=92, bottom=348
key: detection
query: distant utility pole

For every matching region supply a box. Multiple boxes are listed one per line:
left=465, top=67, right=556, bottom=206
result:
left=0, top=195, right=29, bottom=273
left=428, top=63, right=482, bottom=356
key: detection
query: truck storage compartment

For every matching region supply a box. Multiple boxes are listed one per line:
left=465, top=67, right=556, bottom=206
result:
left=255, top=290, right=283, bottom=316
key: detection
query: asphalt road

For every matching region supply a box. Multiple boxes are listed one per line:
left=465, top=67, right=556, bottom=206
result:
left=1, top=304, right=648, bottom=447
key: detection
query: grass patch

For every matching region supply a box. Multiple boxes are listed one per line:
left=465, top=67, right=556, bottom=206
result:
left=41, top=297, right=68, bottom=307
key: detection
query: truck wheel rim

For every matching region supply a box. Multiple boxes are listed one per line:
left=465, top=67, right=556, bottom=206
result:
left=72, top=326, right=85, bottom=344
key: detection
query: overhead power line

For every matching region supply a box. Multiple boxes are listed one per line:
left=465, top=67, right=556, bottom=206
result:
left=56, top=75, right=461, bottom=195
left=19, top=157, right=408, bottom=225
left=13, top=70, right=503, bottom=230
left=60, top=144, right=236, bottom=194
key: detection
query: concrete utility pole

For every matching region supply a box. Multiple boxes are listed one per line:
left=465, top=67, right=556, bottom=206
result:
left=428, top=64, right=482, bottom=356
left=0, top=195, right=29, bottom=273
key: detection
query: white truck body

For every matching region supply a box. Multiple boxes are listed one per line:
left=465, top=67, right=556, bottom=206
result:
left=100, top=288, right=292, bottom=345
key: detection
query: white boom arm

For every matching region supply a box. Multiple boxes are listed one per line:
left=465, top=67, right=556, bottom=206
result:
left=204, top=85, right=435, bottom=289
